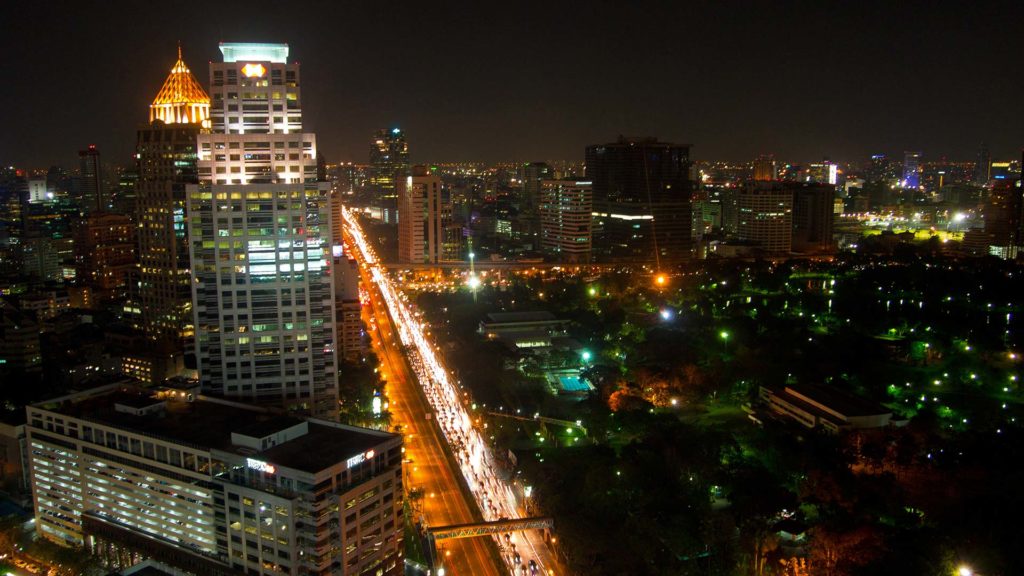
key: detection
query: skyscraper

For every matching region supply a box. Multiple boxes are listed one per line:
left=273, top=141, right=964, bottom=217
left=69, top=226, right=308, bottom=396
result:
left=78, top=145, right=103, bottom=213
left=737, top=182, right=793, bottom=254
left=753, top=154, right=776, bottom=181
left=975, top=143, right=992, bottom=185
left=791, top=183, right=835, bottom=253
left=539, top=179, right=592, bottom=263
left=903, top=151, right=922, bottom=188
left=398, top=165, right=445, bottom=264
left=188, top=43, right=338, bottom=417
left=369, top=128, right=409, bottom=223
left=585, top=136, right=693, bottom=264
left=137, top=46, right=209, bottom=343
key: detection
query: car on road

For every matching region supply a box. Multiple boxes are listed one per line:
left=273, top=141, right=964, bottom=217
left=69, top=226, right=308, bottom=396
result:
left=529, top=559, right=538, bottom=574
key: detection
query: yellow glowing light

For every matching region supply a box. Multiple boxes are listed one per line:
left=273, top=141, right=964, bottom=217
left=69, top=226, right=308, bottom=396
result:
left=655, top=274, right=667, bottom=286
left=242, top=62, right=266, bottom=77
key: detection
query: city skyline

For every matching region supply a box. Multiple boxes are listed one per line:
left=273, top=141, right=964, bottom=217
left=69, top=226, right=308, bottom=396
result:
left=4, top=1, right=1024, bottom=168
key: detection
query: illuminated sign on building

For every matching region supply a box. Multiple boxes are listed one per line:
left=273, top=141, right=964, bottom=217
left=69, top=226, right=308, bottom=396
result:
left=247, top=458, right=276, bottom=474
left=242, top=63, right=267, bottom=78
left=346, top=450, right=376, bottom=469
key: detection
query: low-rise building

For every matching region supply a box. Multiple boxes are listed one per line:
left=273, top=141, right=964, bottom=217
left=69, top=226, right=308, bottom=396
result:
left=26, top=385, right=404, bottom=575
left=759, top=383, right=892, bottom=433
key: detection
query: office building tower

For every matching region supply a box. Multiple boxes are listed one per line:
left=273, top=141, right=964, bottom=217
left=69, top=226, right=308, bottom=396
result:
left=539, top=179, right=592, bottom=263
left=753, top=155, right=776, bottom=181
left=975, top=144, right=992, bottom=185
left=791, top=183, right=835, bottom=253
left=585, top=136, right=693, bottom=263
left=522, top=162, right=552, bottom=211
left=0, top=302, right=42, bottom=374
left=27, top=385, right=404, bottom=575
left=79, top=145, right=104, bottom=213
left=903, top=151, right=922, bottom=188
left=188, top=43, right=338, bottom=417
left=74, top=212, right=136, bottom=303
left=137, top=47, right=209, bottom=344
left=333, top=253, right=366, bottom=361
left=398, top=165, right=444, bottom=264
left=984, top=180, right=1024, bottom=258
left=737, top=182, right=793, bottom=254
left=369, top=128, right=409, bottom=223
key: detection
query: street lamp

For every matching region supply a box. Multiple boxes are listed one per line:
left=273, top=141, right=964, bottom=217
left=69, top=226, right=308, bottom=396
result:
left=958, top=566, right=973, bottom=576
left=720, top=331, right=729, bottom=352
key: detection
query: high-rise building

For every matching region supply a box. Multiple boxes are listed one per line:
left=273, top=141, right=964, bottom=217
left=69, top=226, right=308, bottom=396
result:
left=521, top=162, right=552, bottom=211
left=188, top=43, right=338, bottom=417
left=903, top=151, right=922, bottom=189
left=753, top=155, right=776, bottom=181
left=975, top=144, right=992, bottom=185
left=791, top=183, right=835, bottom=253
left=737, top=182, right=793, bottom=254
left=333, top=253, right=366, bottom=361
left=26, top=385, right=404, bottom=576
left=398, top=165, right=444, bottom=264
left=74, top=212, right=136, bottom=302
left=137, top=46, right=209, bottom=343
left=78, top=145, right=103, bottom=213
left=984, top=179, right=1024, bottom=258
left=585, top=136, right=693, bottom=263
left=369, top=128, right=409, bottom=223
left=539, top=179, right=592, bottom=263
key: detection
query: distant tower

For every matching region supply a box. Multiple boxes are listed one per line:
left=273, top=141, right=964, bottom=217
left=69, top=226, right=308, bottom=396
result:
left=539, top=179, right=592, bottom=263
left=753, top=155, right=776, bottom=181
left=585, top=136, right=693, bottom=264
left=78, top=145, right=103, bottom=212
left=974, top=143, right=991, bottom=185
left=521, top=162, right=552, bottom=211
left=137, top=45, right=209, bottom=343
left=902, top=151, right=922, bottom=188
left=737, top=182, right=793, bottom=254
left=369, top=128, right=409, bottom=223
left=398, top=165, right=445, bottom=263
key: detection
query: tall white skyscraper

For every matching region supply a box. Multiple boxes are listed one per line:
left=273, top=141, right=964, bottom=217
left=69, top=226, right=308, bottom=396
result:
left=188, top=43, right=338, bottom=417
left=398, top=165, right=445, bottom=264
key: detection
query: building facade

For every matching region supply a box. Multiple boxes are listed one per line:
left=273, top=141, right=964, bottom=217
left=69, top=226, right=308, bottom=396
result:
left=138, top=46, right=209, bottom=343
left=79, top=145, right=104, bottom=214
left=752, top=154, right=776, bottom=181
left=585, top=137, right=693, bottom=263
left=397, top=165, right=445, bottom=264
left=791, top=183, right=835, bottom=254
left=737, top=183, right=793, bottom=254
left=26, top=385, right=403, bottom=575
left=369, top=129, right=409, bottom=224
left=539, top=179, right=592, bottom=263
left=188, top=43, right=338, bottom=417
left=74, top=211, right=136, bottom=302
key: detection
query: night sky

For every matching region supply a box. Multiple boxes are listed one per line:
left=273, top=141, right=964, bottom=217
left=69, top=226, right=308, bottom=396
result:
left=3, top=1, right=1022, bottom=168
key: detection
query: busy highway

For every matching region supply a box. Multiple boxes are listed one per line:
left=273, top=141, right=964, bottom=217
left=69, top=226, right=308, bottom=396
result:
left=342, top=207, right=560, bottom=576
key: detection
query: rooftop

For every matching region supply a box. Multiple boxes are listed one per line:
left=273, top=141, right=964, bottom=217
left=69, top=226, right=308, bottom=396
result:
left=484, top=311, right=559, bottom=324
left=219, top=42, right=289, bottom=63
left=38, top=387, right=397, bottom=473
left=786, top=383, right=889, bottom=418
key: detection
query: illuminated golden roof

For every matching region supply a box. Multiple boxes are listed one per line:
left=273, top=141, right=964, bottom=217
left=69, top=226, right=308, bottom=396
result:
left=150, top=45, right=211, bottom=126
